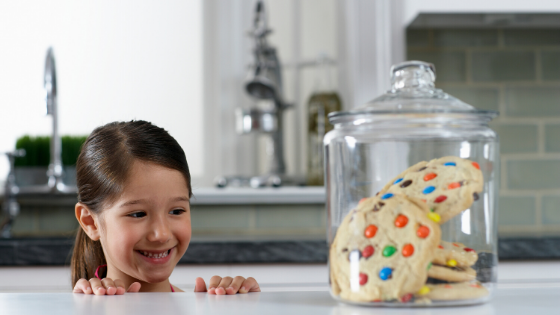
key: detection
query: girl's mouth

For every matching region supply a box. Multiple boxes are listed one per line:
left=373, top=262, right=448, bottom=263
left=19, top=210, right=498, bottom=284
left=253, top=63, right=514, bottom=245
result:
left=136, top=247, right=174, bottom=264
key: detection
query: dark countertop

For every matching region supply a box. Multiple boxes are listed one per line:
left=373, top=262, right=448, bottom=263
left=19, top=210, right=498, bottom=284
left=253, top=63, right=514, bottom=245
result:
left=0, top=237, right=558, bottom=266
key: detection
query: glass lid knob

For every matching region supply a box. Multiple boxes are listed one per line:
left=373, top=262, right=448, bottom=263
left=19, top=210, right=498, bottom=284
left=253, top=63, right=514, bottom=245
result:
left=390, top=61, right=436, bottom=90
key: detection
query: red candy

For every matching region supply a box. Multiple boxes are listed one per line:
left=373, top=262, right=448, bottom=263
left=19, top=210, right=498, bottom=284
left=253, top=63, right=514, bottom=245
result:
left=434, top=195, right=447, bottom=203
left=464, top=247, right=475, bottom=252
left=395, top=214, right=409, bottom=228
left=401, top=293, right=413, bottom=303
left=472, top=162, right=480, bottom=170
left=448, top=182, right=461, bottom=190
left=444, top=285, right=452, bottom=289
left=362, top=245, right=374, bottom=258
left=416, top=226, right=430, bottom=238
left=438, top=245, right=444, bottom=249
left=359, top=273, right=368, bottom=285
left=365, top=225, right=378, bottom=238
left=423, top=173, right=437, bottom=181
left=402, top=244, right=414, bottom=257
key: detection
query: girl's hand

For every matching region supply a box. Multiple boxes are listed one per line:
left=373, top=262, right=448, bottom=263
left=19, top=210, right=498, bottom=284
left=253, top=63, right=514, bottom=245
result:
left=194, top=276, right=260, bottom=295
left=73, top=278, right=141, bottom=295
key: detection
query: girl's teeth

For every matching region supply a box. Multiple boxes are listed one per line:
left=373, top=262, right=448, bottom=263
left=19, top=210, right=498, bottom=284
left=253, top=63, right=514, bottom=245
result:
left=141, top=250, right=169, bottom=259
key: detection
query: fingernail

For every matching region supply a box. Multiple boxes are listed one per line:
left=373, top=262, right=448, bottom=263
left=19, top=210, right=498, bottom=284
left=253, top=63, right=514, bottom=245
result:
left=239, top=286, right=247, bottom=293
left=209, top=287, right=215, bottom=290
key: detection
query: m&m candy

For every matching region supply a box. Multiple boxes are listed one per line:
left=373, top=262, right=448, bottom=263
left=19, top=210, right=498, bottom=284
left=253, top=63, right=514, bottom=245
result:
left=379, top=267, right=392, bottom=281
left=416, top=225, right=430, bottom=238
left=364, top=225, right=378, bottom=238
left=395, top=214, right=409, bottom=227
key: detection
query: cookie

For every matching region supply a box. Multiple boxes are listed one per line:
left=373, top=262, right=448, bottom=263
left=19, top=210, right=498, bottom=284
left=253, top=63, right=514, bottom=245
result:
left=330, top=193, right=441, bottom=302
left=433, top=241, right=478, bottom=268
left=415, top=281, right=489, bottom=301
left=379, top=156, right=484, bottom=224
left=427, top=265, right=477, bottom=282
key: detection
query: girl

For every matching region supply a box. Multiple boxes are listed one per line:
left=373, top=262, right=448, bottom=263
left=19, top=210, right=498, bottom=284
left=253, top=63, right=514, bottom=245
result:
left=71, top=120, right=260, bottom=295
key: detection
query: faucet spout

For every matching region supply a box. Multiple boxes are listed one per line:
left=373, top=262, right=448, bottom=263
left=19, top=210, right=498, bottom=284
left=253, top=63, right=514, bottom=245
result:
left=44, top=47, right=63, bottom=190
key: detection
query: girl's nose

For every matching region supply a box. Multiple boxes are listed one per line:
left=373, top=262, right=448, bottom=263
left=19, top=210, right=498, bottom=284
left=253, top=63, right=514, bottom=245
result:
left=147, top=217, right=171, bottom=243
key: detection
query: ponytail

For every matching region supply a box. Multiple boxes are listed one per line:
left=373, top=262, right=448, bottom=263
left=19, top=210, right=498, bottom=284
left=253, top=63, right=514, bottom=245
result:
left=71, top=228, right=106, bottom=286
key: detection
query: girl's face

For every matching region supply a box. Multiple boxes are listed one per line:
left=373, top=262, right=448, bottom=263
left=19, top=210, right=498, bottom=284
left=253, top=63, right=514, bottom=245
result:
left=98, top=160, right=191, bottom=285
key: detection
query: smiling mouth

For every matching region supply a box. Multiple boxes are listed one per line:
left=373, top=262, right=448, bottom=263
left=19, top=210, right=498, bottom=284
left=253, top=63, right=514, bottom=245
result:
left=137, top=248, right=172, bottom=259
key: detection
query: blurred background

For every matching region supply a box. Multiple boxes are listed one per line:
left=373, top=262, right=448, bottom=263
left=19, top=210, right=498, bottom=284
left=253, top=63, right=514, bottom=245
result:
left=1, top=0, right=560, bottom=292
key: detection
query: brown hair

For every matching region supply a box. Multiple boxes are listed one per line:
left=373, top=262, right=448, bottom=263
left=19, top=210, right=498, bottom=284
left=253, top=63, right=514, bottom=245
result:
left=70, top=120, right=191, bottom=287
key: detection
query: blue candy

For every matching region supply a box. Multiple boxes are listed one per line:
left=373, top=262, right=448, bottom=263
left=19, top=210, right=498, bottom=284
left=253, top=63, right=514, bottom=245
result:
left=444, top=162, right=456, bottom=166
left=423, top=186, right=436, bottom=194
left=393, top=178, right=403, bottom=185
left=381, top=193, right=394, bottom=200
left=379, top=267, right=392, bottom=281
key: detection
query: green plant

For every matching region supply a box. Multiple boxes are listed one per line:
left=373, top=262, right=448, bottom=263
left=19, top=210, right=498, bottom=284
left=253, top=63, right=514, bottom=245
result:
left=14, top=135, right=88, bottom=167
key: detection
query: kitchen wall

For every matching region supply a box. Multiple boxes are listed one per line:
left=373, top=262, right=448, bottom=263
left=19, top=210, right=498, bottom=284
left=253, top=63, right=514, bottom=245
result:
left=0, top=0, right=203, bottom=180
left=407, top=26, right=560, bottom=237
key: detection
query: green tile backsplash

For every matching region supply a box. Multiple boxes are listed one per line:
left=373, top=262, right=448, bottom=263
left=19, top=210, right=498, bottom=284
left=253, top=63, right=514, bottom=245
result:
left=408, top=27, right=560, bottom=236
left=504, top=29, right=560, bottom=46
left=490, top=123, right=538, bottom=154
left=542, top=195, right=560, bottom=225
left=443, top=87, right=500, bottom=112
left=545, top=124, right=560, bottom=152
left=433, top=29, right=498, bottom=47
left=407, top=51, right=466, bottom=82
left=471, top=51, right=536, bottom=82
left=499, top=196, right=536, bottom=225
left=505, top=86, right=560, bottom=117
left=540, top=51, right=560, bottom=81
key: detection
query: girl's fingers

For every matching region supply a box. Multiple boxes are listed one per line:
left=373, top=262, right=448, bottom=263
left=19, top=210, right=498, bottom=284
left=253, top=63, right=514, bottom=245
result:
left=193, top=277, right=207, bottom=292
left=89, top=278, right=106, bottom=295
left=73, top=278, right=93, bottom=294
left=215, top=277, right=234, bottom=295
left=127, top=282, right=142, bottom=293
left=225, top=276, right=246, bottom=295
left=100, top=278, right=117, bottom=295
left=239, top=277, right=261, bottom=293
left=207, top=275, right=222, bottom=295
left=113, top=279, right=126, bottom=295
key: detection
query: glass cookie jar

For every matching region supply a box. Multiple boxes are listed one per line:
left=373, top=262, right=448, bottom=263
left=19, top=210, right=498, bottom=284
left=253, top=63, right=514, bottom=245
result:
left=325, top=61, right=499, bottom=306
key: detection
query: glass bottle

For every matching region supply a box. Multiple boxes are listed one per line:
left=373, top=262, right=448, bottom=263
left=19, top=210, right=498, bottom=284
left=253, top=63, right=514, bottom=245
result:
left=307, top=57, right=342, bottom=186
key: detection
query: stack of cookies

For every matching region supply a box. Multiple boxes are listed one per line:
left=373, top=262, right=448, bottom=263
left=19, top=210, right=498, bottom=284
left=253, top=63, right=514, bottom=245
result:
left=330, top=156, right=490, bottom=303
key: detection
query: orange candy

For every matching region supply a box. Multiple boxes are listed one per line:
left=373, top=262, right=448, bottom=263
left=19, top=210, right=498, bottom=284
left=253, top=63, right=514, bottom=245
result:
left=423, top=173, right=437, bottom=181
left=364, top=225, right=378, bottom=238
left=359, top=198, right=368, bottom=204
left=438, top=245, right=444, bottom=249
left=402, top=244, right=414, bottom=257
left=416, top=225, right=430, bottom=238
left=448, top=182, right=461, bottom=190
left=395, top=214, right=409, bottom=228
left=472, top=162, right=480, bottom=170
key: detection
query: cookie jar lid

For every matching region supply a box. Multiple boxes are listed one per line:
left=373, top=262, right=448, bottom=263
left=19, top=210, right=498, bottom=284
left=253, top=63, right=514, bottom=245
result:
left=328, top=61, right=498, bottom=124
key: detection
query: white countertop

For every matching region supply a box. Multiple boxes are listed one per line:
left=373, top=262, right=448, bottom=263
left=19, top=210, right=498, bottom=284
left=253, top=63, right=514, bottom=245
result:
left=189, top=187, right=325, bottom=205
left=0, top=287, right=558, bottom=315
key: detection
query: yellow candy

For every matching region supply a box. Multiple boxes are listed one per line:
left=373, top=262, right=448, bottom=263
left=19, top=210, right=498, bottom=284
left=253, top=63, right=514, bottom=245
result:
left=446, top=259, right=458, bottom=267
left=417, top=286, right=430, bottom=295
left=427, top=212, right=441, bottom=223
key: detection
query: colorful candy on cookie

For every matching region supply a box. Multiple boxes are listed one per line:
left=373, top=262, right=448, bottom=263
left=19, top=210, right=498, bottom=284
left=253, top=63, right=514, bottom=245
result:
left=378, top=156, right=484, bottom=224
left=432, top=241, right=479, bottom=268
left=329, top=193, right=442, bottom=302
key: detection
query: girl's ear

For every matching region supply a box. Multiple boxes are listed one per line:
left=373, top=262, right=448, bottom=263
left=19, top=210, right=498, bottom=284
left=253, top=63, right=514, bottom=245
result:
left=75, top=203, right=101, bottom=241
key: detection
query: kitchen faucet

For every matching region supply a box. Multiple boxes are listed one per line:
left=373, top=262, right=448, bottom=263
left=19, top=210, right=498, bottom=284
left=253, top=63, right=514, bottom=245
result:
left=1, top=48, right=77, bottom=237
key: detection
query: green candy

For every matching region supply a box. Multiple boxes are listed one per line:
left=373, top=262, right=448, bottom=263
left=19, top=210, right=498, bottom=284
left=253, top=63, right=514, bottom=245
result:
left=427, top=262, right=432, bottom=270
left=382, top=245, right=397, bottom=257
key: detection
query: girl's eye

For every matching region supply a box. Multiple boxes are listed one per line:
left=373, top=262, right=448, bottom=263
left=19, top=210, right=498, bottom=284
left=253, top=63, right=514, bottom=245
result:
left=129, top=212, right=146, bottom=218
left=169, top=209, right=185, bottom=215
